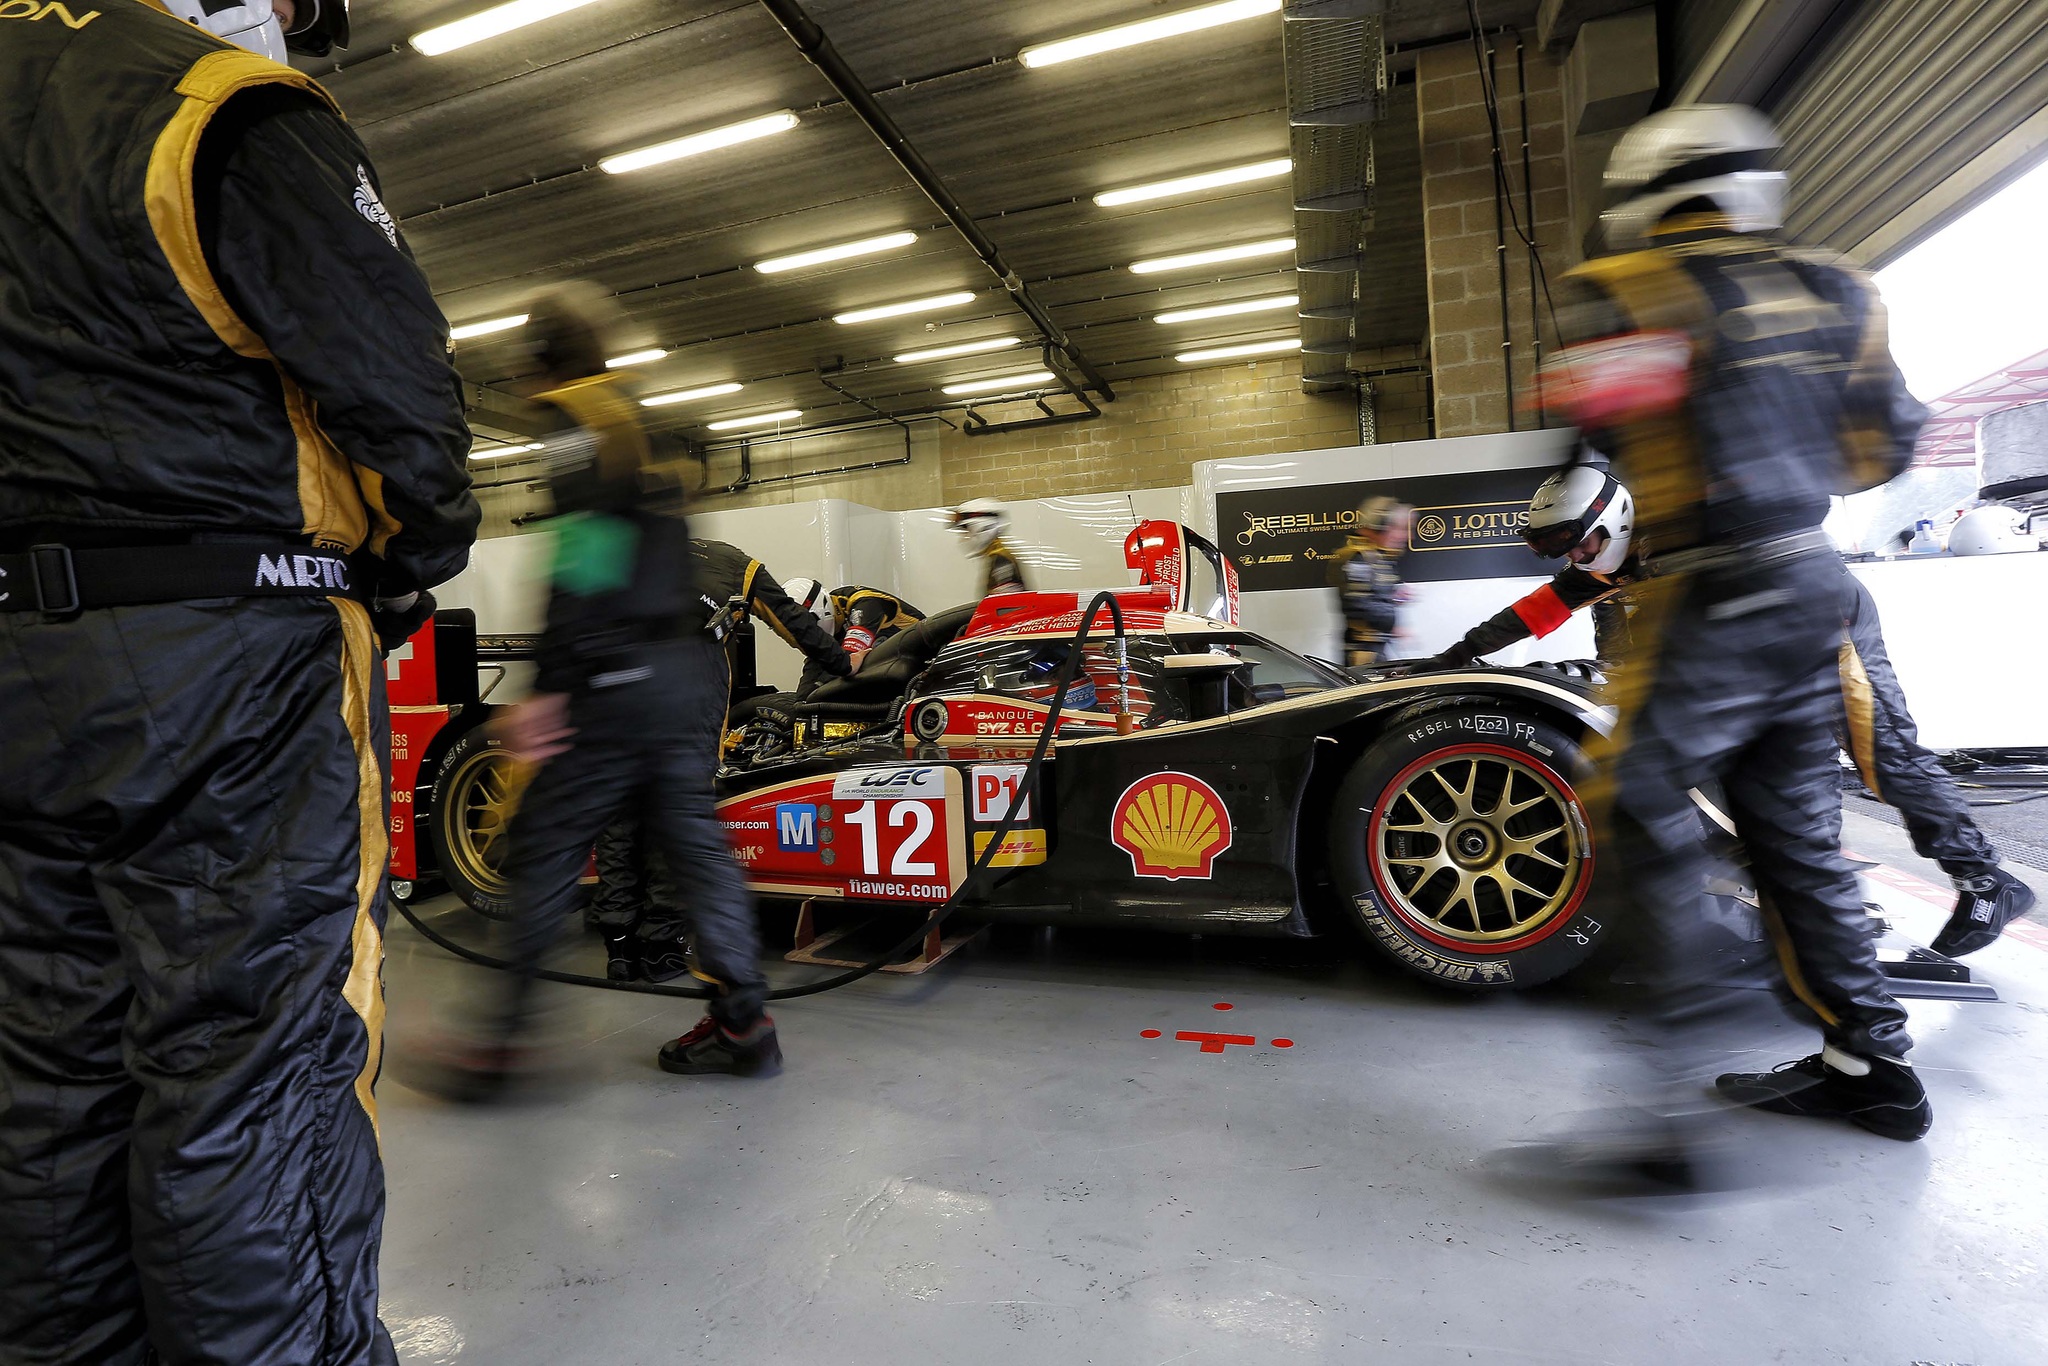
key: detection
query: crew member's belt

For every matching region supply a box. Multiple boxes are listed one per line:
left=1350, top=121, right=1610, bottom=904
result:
left=0, top=543, right=368, bottom=615
left=1647, top=528, right=1836, bottom=579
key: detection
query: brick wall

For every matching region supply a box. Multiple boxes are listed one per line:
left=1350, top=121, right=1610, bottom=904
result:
left=936, top=359, right=1359, bottom=504
left=1416, top=43, right=1575, bottom=438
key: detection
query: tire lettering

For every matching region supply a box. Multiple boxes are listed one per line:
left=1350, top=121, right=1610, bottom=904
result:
left=1351, top=893, right=1514, bottom=984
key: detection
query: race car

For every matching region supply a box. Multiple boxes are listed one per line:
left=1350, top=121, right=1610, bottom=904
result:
left=714, top=522, right=1614, bottom=992
left=399, top=522, right=1613, bottom=990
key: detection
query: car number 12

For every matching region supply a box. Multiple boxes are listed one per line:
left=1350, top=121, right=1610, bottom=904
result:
left=842, top=799, right=938, bottom=877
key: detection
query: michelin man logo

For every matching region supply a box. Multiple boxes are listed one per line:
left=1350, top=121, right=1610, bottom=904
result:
left=353, top=165, right=398, bottom=249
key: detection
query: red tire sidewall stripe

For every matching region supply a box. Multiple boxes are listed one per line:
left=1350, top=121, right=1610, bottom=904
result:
left=1366, top=741, right=1593, bottom=955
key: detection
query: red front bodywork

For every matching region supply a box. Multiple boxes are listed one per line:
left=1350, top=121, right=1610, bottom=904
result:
left=386, top=619, right=459, bottom=881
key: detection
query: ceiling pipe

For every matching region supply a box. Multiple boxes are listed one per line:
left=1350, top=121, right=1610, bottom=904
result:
left=757, top=0, right=1116, bottom=404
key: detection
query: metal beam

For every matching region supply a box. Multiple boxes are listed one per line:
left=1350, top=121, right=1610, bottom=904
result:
left=756, top=0, right=1116, bottom=403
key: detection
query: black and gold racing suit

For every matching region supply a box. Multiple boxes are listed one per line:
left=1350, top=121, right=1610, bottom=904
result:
left=797, top=586, right=925, bottom=698
left=980, top=538, right=1031, bottom=597
left=0, top=10, right=476, bottom=1364
left=1561, top=214, right=1925, bottom=1072
left=1436, top=554, right=1643, bottom=666
left=496, top=377, right=768, bottom=1030
left=1329, top=539, right=1405, bottom=667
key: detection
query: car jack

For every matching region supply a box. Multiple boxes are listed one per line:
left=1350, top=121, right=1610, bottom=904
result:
left=786, top=899, right=986, bottom=975
left=1869, top=919, right=1999, bottom=1002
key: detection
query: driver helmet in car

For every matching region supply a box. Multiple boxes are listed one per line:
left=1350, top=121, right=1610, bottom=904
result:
left=1524, top=464, right=1635, bottom=575
left=1019, top=645, right=1098, bottom=711
left=952, top=498, right=1008, bottom=555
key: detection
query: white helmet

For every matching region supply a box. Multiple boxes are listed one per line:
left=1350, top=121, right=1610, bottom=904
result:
left=951, top=498, right=1007, bottom=555
left=780, top=577, right=834, bottom=633
left=1946, top=504, right=2036, bottom=556
left=1600, top=104, right=1785, bottom=249
left=1525, top=465, right=1635, bottom=575
left=161, top=0, right=350, bottom=60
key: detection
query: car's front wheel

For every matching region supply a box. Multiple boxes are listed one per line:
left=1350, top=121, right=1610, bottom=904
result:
left=1327, top=707, right=1603, bottom=991
left=429, top=724, right=526, bottom=919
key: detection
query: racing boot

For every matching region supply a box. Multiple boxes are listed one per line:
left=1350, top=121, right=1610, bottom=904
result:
left=635, top=929, right=692, bottom=985
left=1716, top=1047, right=1930, bottom=1141
left=601, top=929, right=638, bottom=982
left=658, top=1014, right=782, bottom=1078
left=1932, top=868, right=2035, bottom=958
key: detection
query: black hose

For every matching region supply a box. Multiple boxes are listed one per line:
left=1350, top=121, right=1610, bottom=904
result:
left=390, top=591, right=1132, bottom=1001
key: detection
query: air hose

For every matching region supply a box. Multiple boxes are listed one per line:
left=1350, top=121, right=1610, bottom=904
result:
left=389, top=591, right=1129, bottom=1001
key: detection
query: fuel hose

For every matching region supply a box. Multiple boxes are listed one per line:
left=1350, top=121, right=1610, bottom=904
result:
left=389, top=591, right=1129, bottom=1001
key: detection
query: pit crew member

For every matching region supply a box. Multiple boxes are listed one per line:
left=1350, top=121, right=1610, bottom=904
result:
left=1, top=2, right=479, bottom=1361
left=592, top=540, right=853, bottom=981
left=1328, top=495, right=1413, bottom=667
left=1531, top=104, right=1929, bottom=1185
left=487, top=285, right=779, bottom=1082
left=953, top=498, right=1032, bottom=596
left=795, top=584, right=926, bottom=696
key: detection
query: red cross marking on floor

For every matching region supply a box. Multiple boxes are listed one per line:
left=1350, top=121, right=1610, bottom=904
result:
left=1175, top=1030, right=1257, bottom=1054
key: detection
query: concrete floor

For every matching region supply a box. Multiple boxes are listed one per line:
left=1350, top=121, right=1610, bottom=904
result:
left=374, top=809, right=2048, bottom=1366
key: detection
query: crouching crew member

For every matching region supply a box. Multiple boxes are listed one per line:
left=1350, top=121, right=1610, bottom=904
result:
left=491, top=285, right=780, bottom=1081
left=1329, top=495, right=1413, bottom=668
left=0, top=1, right=479, bottom=1360
left=952, top=499, right=1031, bottom=596
left=1425, top=469, right=2035, bottom=960
left=591, top=540, right=852, bottom=982
left=795, top=584, right=925, bottom=696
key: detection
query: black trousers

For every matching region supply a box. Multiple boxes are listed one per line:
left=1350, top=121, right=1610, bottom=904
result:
left=0, top=599, right=394, bottom=1366
left=1838, top=574, right=1997, bottom=877
left=588, top=818, right=683, bottom=940
left=500, top=636, right=764, bottom=1027
left=1602, top=552, right=1910, bottom=1069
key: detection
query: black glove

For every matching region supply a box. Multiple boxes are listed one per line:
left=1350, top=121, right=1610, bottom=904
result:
left=371, top=589, right=437, bottom=653
left=1417, top=644, right=1476, bottom=671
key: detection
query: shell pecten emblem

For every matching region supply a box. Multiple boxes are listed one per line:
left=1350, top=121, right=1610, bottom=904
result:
left=1111, top=772, right=1233, bottom=880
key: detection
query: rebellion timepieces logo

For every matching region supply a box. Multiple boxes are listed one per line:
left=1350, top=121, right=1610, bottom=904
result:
left=1236, top=508, right=1355, bottom=547
left=1111, top=772, right=1233, bottom=880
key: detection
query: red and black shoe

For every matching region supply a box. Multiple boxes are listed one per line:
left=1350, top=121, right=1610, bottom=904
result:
left=658, top=1014, right=782, bottom=1077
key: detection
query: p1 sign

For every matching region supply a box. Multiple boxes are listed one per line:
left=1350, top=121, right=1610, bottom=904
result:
left=971, top=764, right=1031, bottom=823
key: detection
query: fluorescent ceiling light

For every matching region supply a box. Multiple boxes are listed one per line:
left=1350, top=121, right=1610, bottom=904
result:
left=600, top=111, right=799, bottom=176
left=642, top=382, right=743, bottom=408
left=469, top=441, right=546, bottom=461
left=1020, top=0, right=1279, bottom=69
left=1175, top=338, right=1302, bottom=363
left=942, top=370, right=1056, bottom=396
left=756, top=231, right=918, bottom=274
left=893, top=336, right=1021, bottom=364
left=1094, top=157, right=1291, bottom=207
left=411, top=0, right=605, bottom=56
left=706, top=409, right=802, bottom=431
left=832, top=290, right=975, bottom=325
left=1155, top=294, right=1298, bottom=324
left=606, top=348, right=667, bottom=369
left=1132, top=236, right=1295, bottom=274
left=449, top=313, right=527, bottom=341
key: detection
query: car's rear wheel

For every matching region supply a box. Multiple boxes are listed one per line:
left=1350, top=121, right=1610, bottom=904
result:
left=1328, top=707, right=1603, bottom=991
left=429, top=724, right=527, bottom=919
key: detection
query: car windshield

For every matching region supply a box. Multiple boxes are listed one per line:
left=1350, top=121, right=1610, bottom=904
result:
left=1165, top=633, right=1348, bottom=705
left=916, top=630, right=1343, bottom=726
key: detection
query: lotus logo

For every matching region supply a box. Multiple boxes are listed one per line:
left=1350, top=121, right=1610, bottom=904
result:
left=1415, top=514, right=1448, bottom=543
left=1111, top=772, right=1233, bottom=880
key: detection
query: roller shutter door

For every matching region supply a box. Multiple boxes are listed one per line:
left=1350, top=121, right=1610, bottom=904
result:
left=1772, top=0, right=2048, bottom=264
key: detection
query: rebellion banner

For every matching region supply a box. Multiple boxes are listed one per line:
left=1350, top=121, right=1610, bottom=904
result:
left=1215, top=467, right=1553, bottom=590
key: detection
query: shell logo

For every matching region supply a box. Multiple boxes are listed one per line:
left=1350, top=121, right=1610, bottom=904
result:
left=1111, top=772, right=1233, bottom=880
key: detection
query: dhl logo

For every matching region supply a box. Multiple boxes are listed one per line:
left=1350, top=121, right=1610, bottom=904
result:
left=1111, top=772, right=1232, bottom=881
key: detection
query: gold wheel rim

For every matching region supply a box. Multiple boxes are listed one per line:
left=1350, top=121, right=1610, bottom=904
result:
left=1373, top=752, right=1586, bottom=945
left=443, top=748, right=530, bottom=896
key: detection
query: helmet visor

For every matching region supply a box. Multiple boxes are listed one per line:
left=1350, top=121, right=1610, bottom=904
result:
left=1524, top=518, right=1589, bottom=559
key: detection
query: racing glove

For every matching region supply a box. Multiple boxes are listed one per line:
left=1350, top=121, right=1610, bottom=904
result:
left=372, top=588, right=437, bottom=653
